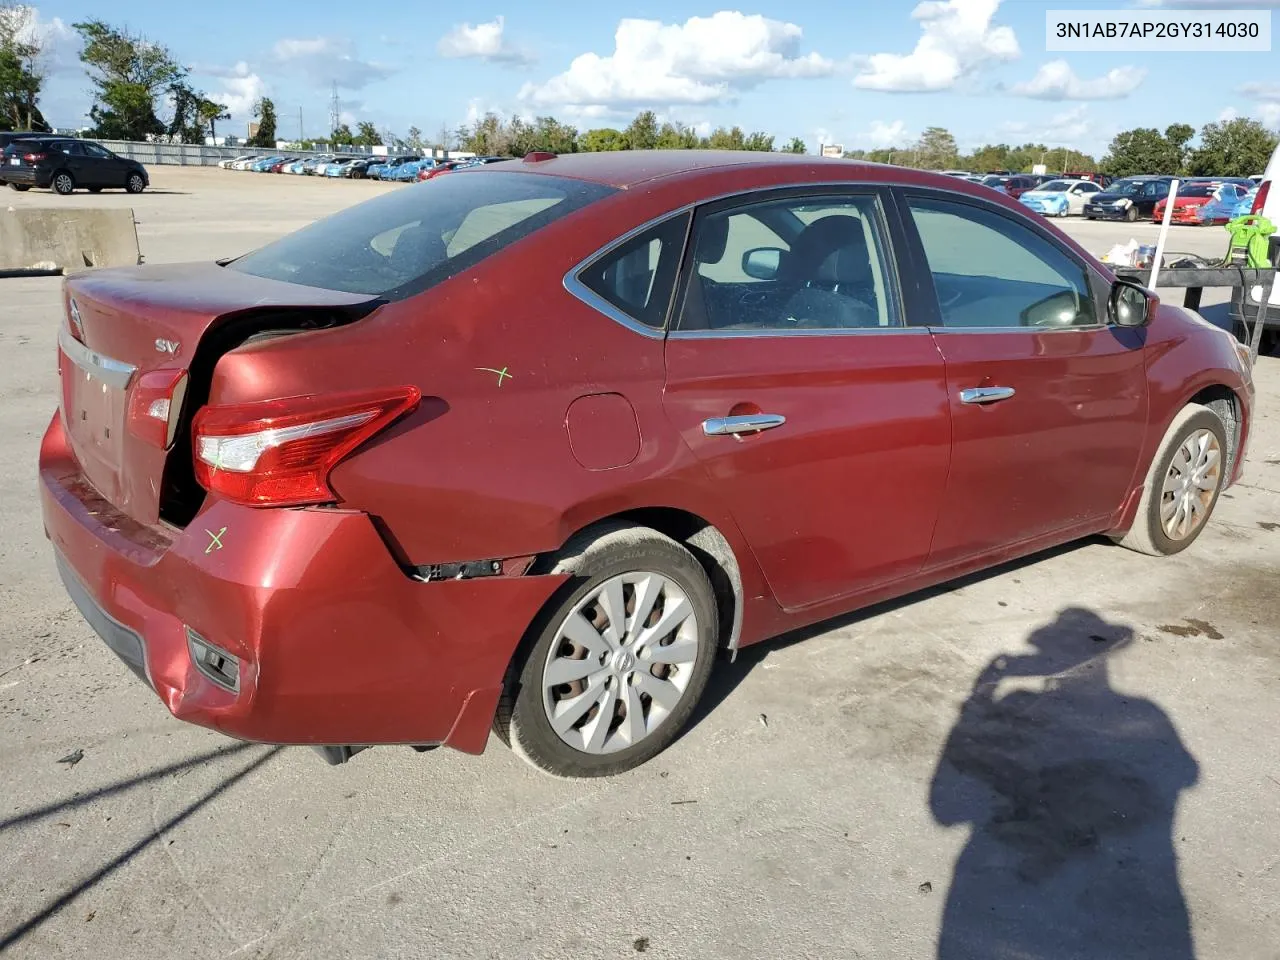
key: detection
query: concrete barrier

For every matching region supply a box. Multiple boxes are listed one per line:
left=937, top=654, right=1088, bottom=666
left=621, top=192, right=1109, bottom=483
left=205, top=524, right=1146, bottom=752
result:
left=0, top=206, right=141, bottom=274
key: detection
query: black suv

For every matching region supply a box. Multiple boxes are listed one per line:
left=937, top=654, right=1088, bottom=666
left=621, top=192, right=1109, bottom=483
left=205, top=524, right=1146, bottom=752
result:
left=2, top=138, right=149, bottom=195
left=1084, top=176, right=1174, bottom=222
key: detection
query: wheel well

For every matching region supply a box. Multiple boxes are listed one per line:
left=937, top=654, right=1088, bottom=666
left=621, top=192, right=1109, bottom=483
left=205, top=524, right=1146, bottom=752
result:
left=551, top=508, right=744, bottom=655
left=1188, top=385, right=1241, bottom=478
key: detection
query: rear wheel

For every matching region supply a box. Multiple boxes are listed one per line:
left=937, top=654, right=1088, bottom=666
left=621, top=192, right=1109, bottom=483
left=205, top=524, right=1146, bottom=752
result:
left=125, top=173, right=145, bottom=194
left=52, top=171, right=75, bottom=195
left=8, top=183, right=29, bottom=192
left=496, top=524, right=719, bottom=778
left=1116, top=404, right=1227, bottom=557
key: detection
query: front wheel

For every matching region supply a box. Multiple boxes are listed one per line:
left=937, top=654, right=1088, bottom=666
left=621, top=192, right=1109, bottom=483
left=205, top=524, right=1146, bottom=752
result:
left=125, top=173, right=145, bottom=194
left=1125, top=206, right=1138, bottom=222
left=52, top=171, right=75, bottom=195
left=1116, top=404, right=1227, bottom=557
left=496, top=524, right=719, bottom=778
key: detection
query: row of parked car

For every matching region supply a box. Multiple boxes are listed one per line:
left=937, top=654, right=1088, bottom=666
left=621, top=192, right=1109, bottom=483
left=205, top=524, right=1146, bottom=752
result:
left=217, top=152, right=509, bottom=183
left=944, top=169, right=1266, bottom=226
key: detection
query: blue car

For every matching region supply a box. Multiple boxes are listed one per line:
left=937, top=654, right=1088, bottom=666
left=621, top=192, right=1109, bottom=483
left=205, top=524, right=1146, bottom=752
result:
left=367, top=155, right=421, bottom=180
left=391, top=159, right=436, bottom=182
left=325, top=158, right=359, bottom=178
left=250, top=156, right=285, bottom=172
left=283, top=159, right=307, bottom=175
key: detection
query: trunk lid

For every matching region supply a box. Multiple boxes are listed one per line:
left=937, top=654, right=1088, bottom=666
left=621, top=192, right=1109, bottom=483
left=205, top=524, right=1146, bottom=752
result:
left=58, top=262, right=378, bottom=527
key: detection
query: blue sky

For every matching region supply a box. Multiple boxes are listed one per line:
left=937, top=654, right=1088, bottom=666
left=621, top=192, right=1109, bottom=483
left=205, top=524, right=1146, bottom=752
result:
left=20, top=0, right=1280, bottom=156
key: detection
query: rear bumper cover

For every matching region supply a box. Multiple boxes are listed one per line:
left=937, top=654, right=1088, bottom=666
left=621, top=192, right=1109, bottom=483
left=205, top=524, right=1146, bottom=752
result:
left=39, top=411, right=566, bottom=752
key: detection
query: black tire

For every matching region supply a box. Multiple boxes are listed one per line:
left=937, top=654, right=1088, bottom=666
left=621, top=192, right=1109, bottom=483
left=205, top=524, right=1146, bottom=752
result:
left=52, top=171, right=75, bottom=195
left=1085, top=215, right=1095, bottom=220
left=125, top=173, right=145, bottom=194
left=495, top=523, right=719, bottom=778
left=8, top=183, right=29, bottom=192
left=1125, top=206, right=1138, bottom=222
left=1116, top=404, right=1228, bottom=557
left=1260, top=329, right=1280, bottom=357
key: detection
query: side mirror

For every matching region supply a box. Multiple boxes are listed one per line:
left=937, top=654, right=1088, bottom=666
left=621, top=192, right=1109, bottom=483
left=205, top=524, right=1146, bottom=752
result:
left=742, top=247, right=784, bottom=281
left=1109, top=279, right=1152, bottom=328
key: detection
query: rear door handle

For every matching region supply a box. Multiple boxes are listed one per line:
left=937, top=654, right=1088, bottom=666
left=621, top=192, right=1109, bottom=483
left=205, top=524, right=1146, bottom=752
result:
left=959, top=386, right=1016, bottom=405
left=702, top=414, right=787, bottom=436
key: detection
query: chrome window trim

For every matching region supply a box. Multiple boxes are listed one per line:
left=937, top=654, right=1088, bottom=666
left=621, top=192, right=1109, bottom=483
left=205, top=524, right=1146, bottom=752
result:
left=58, top=325, right=136, bottom=389
left=925, top=324, right=1109, bottom=335
left=562, top=203, right=696, bottom=340
left=562, top=175, right=1117, bottom=339
left=669, top=326, right=929, bottom=340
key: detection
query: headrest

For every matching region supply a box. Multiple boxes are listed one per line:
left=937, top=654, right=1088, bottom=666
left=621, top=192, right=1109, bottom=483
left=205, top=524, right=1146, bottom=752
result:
left=696, top=215, right=730, bottom=264
left=784, top=216, right=872, bottom=286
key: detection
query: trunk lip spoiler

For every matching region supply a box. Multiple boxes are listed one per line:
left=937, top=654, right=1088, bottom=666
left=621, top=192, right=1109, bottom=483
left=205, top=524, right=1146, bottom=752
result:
left=58, top=325, right=138, bottom=390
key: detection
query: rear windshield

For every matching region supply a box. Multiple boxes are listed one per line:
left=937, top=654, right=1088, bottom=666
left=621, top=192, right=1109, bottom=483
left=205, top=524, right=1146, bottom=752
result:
left=1178, top=183, right=1216, bottom=198
left=1037, top=180, right=1072, bottom=192
left=3, top=138, right=53, bottom=155
left=227, top=171, right=615, bottom=299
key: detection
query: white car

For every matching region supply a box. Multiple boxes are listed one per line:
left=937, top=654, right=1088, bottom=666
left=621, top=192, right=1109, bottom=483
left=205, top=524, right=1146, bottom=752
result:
left=1018, top=178, right=1100, bottom=217
left=221, top=155, right=256, bottom=170
left=230, top=156, right=261, bottom=171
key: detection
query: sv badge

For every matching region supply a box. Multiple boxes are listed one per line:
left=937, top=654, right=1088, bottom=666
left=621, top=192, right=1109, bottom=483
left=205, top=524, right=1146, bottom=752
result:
left=155, top=338, right=179, bottom=355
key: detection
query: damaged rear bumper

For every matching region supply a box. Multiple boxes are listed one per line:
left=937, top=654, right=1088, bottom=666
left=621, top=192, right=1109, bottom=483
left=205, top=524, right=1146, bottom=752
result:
left=39, top=411, right=567, bottom=754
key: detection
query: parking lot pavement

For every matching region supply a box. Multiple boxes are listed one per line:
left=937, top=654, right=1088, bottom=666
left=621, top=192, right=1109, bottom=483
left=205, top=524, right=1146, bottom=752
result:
left=2, top=168, right=1278, bottom=959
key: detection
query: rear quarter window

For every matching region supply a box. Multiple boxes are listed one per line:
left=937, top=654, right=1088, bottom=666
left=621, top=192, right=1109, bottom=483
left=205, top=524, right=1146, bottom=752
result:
left=228, top=171, right=616, bottom=300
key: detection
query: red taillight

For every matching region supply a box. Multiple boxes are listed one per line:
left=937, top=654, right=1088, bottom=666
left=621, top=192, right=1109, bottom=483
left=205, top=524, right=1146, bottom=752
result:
left=128, top=368, right=189, bottom=448
left=191, top=386, right=421, bottom=507
left=1253, top=180, right=1270, bottom=215
left=22, top=152, right=46, bottom=162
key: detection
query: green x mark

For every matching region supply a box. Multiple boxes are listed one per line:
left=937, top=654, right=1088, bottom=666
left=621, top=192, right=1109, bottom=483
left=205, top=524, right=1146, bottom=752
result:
left=476, top=366, right=513, bottom=387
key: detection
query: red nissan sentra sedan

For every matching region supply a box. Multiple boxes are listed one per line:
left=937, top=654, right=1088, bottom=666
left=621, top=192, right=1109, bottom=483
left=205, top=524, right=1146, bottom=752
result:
left=40, top=151, right=1254, bottom=778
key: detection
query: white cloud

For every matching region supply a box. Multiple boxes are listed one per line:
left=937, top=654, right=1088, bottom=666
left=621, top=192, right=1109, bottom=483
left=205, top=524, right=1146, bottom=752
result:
left=9, top=6, right=77, bottom=73
left=272, top=37, right=393, bottom=89
left=1000, top=105, right=1094, bottom=144
left=519, top=11, right=833, bottom=111
left=438, top=16, right=532, bottom=65
left=1242, top=82, right=1280, bottom=100
left=1012, top=61, right=1145, bottom=100
left=854, top=0, right=1019, bottom=93
left=868, top=119, right=909, bottom=147
left=1260, top=103, right=1280, bottom=129
left=1218, top=106, right=1240, bottom=122
left=1240, top=81, right=1280, bottom=129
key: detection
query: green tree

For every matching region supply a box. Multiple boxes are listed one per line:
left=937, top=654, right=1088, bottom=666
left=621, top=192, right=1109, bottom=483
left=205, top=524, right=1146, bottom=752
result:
left=624, top=110, right=659, bottom=150
left=704, top=125, right=747, bottom=150
left=915, top=126, right=958, bottom=170
left=73, top=20, right=185, bottom=140
left=580, top=127, right=626, bottom=151
left=405, top=125, right=424, bottom=152
left=0, top=3, right=47, bottom=132
left=330, top=121, right=353, bottom=146
left=655, top=121, right=698, bottom=149
left=1164, top=123, right=1195, bottom=172
left=784, top=136, right=807, bottom=155
left=743, top=131, right=775, bottom=152
left=1185, top=117, right=1278, bottom=178
left=250, top=97, right=277, bottom=147
left=354, top=120, right=382, bottom=147
left=199, top=97, right=230, bottom=142
left=1101, top=127, right=1181, bottom=177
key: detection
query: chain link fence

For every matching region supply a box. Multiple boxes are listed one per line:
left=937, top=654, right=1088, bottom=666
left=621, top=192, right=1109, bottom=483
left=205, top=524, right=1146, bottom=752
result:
left=88, top=141, right=384, bottom=167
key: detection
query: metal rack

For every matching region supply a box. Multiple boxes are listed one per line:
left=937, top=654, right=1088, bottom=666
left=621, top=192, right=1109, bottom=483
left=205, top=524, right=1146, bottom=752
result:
left=1112, top=265, right=1278, bottom=361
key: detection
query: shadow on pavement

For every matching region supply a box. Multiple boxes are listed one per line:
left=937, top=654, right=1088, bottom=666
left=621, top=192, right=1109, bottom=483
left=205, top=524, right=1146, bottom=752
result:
left=929, top=607, right=1198, bottom=959
left=0, top=745, right=282, bottom=952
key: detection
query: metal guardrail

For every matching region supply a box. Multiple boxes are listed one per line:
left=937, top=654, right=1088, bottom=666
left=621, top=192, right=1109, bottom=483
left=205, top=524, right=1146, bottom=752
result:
left=88, top=141, right=383, bottom=167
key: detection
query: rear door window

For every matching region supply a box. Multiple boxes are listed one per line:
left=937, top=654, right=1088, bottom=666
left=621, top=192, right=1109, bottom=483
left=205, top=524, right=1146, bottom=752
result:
left=228, top=171, right=616, bottom=300
left=575, top=213, right=690, bottom=331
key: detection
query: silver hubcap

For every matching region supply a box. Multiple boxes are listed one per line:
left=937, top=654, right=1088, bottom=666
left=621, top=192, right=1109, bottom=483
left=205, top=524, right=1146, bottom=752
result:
left=542, top=572, right=699, bottom=755
left=1161, top=428, right=1221, bottom=541
left=56, top=176, right=71, bottom=192
left=129, top=176, right=141, bottom=190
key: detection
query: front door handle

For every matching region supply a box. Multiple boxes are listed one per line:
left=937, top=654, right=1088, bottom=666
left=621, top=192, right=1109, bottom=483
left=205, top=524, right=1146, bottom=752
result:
left=959, top=386, right=1016, bottom=405
left=702, top=414, right=787, bottom=436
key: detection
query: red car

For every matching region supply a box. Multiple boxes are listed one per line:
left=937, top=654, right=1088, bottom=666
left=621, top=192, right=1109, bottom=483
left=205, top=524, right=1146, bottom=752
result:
left=40, top=152, right=1254, bottom=777
left=418, top=159, right=467, bottom=181
left=1152, top=181, right=1249, bottom=224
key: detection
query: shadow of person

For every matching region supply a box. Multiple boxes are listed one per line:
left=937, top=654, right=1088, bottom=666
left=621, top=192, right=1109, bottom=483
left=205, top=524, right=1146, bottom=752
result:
left=930, top=608, right=1199, bottom=960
